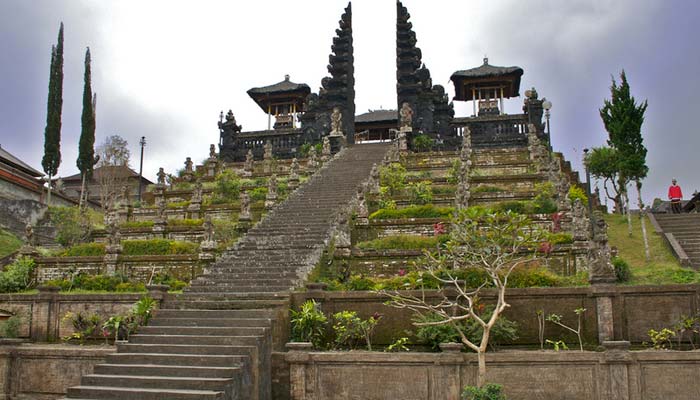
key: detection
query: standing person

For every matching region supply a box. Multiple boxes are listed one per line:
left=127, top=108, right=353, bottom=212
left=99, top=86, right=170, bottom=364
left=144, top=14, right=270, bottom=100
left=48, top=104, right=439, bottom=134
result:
left=668, top=178, right=683, bottom=214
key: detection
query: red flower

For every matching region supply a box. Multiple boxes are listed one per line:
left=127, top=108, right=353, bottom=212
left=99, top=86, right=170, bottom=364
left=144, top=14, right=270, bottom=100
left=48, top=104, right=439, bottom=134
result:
left=398, top=268, right=407, bottom=277
left=433, top=222, right=445, bottom=236
left=538, top=241, right=553, bottom=255
left=551, top=212, right=563, bottom=233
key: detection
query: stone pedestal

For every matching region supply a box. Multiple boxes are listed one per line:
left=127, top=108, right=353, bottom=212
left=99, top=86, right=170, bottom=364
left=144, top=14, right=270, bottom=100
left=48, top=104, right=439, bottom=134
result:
left=398, top=127, right=410, bottom=153
left=199, top=240, right=217, bottom=262
left=186, top=202, right=201, bottom=219
left=103, top=245, right=122, bottom=275
left=146, top=284, right=171, bottom=307
left=206, top=159, right=218, bottom=177
left=328, top=134, right=346, bottom=154
left=592, top=284, right=617, bottom=343
left=30, top=285, right=61, bottom=342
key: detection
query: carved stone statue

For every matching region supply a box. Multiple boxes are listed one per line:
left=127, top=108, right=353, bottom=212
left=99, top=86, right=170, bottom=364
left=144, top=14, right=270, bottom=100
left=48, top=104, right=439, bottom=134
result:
left=368, top=163, right=380, bottom=194
left=191, top=181, right=203, bottom=204
left=263, top=141, right=273, bottom=160
left=105, top=207, right=121, bottom=247
left=184, top=157, right=194, bottom=173
left=397, top=130, right=408, bottom=152
left=333, top=211, right=352, bottom=250
left=460, top=128, right=472, bottom=163
left=239, top=191, right=251, bottom=221
left=571, top=199, right=590, bottom=242
left=330, top=107, right=343, bottom=136
left=589, top=211, right=616, bottom=283
left=120, top=185, right=130, bottom=206
left=356, top=188, right=369, bottom=225
left=308, top=147, right=319, bottom=171
left=455, top=176, right=471, bottom=210
left=209, top=144, right=217, bottom=159
left=399, top=102, right=413, bottom=130
left=25, top=223, right=34, bottom=246
left=243, top=149, right=254, bottom=176
left=157, top=167, right=166, bottom=186
left=322, top=137, right=331, bottom=161
left=202, top=215, right=215, bottom=243
left=265, top=175, right=278, bottom=210
left=289, top=158, right=300, bottom=182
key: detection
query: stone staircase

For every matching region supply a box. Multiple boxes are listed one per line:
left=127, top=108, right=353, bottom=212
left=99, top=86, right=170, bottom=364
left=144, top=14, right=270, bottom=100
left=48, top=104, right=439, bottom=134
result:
left=64, top=142, right=390, bottom=400
left=653, top=213, right=700, bottom=269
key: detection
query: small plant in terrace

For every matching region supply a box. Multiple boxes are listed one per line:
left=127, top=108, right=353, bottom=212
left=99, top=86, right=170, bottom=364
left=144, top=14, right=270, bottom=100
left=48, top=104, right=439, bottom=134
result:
left=462, top=383, right=507, bottom=400
left=545, top=339, right=569, bottom=351
left=332, top=311, right=381, bottom=351
left=379, top=163, right=407, bottom=195
left=385, top=337, right=410, bottom=352
left=290, top=300, right=328, bottom=349
left=647, top=328, right=675, bottom=350
left=545, top=308, right=586, bottom=351
left=674, top=315, right=699, bottom=349
left=62, top=312, right=102, bottom=344
left=0, top=314, right=22, bottom=338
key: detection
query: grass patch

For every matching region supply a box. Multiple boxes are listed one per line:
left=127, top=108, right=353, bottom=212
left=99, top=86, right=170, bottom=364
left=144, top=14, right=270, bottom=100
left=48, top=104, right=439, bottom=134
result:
left=605, top=213, right=696, bottom=285
left=0, top=229, right=22, bottom=258
left=356, top=235, right=448, bottom=250
left=370, top=205, right=454, bottom=220
left=168, top=219, right=204, bottom=227
left=120, top=221, right=154, bottom=229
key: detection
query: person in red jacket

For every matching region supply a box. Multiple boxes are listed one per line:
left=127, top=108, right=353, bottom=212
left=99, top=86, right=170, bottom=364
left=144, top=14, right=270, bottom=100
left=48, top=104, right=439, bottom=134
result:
left=668, top=178, right=683, bottom=213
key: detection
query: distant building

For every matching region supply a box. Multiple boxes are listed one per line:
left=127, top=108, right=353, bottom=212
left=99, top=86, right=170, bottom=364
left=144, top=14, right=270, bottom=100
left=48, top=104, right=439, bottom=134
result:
left=354, top=109, right=398, bottom=142
left=59, top=165, right=153, bottom=206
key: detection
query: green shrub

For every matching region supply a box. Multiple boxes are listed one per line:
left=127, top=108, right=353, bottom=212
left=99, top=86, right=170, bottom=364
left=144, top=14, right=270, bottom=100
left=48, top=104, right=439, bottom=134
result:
left=214, top=169, right=242, bottom=202
left=493, top=201, right=526, bottom=214
left=167, top=200, right=190, bottom=209
left=122, top=239, right=198, bottom=255
left=45, top=273, right=146, bottom=292
left=62, top=311, right=103, bottom=344
left=60, top=242, right=106, bottom=257
left=508, top=267, right=560, bottom=288
left=472, top=186, right=505, bottom=194
left=612, top=257, right=631, bottom=283
left=568, top=185, right=588, bottom=204
left=414, top=308, right=518, bottom=351
left=120, top=221, right=154, bottom=229
left=0, top=257, right=36, bottom=293
left=370, top=205, right=454, bottom=220
left=213, top=219, right=239, bottom=247
left=356, top=235, right=448, bottom=250
left=167, top=219, right=203, bottom=227
left=290, top=300, right=328, bottom=349
left=379, top=163, right=407, bottom=195
left=447, top=159, right=462, bottom=184
left=249, top=187, right=268, bottom=201
left=462, top=383, right=507, bottom=400
left=332, top=310, right=381, bottom=350
left=151, top=272, right=188, bottom=291
left=377, top=187, right=397, bottom=210
left=408, top=181, right=433, bottom=205
left=412, top=134, right=434, bottom=151
left=346, top=275, right=375, bottom=291
left=49, top=206, right=95, bottom=246
left=0, top=314, right=21, bottom=338
left=548, top=233, right=574, bottom=244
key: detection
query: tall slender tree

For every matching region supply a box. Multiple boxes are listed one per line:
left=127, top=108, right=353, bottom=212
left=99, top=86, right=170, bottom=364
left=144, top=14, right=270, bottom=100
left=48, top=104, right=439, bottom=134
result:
left=77, top=47, right=98, bottom=209
left=41, top=22, right=64, bottom=205
left=599, top=70, right=650, bottom=258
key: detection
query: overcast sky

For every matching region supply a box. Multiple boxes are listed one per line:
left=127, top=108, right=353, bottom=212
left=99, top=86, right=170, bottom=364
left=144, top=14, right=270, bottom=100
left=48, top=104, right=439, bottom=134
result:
left=1, top=0, right=698, bottom=206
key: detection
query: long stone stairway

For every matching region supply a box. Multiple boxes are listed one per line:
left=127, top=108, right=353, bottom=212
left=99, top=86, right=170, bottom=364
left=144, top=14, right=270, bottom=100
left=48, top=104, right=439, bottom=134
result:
left=64, top=142, right=390, bottom=400
left=653, top=213, right=700, bottom=269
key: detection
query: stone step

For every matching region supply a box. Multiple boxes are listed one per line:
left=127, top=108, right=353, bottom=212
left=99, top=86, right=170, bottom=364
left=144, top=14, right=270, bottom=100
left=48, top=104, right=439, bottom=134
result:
left=137, top=326, right=268, bottom=337
left=66, top=385, right=225, bottom=400
left=93, top=363, right=240, bottom=379
left=168, top=299, right=289, bottom=310
left=118, top=343, right=256, bottom=357
left=184, top=286, right=293, bottom=294
left=178, top=292, right=291, bottom=299
left=106, top=353, right=248, bottom=368
left=81, top=374, right=236, bottom=393
left=149, top=318, right=271, bottom=328
left=130, top=334, right=262, bottom=347
left=153, top=309, right=275, bottom=319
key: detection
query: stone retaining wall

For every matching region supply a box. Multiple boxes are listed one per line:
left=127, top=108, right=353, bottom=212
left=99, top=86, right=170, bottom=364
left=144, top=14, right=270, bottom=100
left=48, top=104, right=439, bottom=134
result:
left=0, top=344, right=112, bottom=399
left=284, top=345, right=700, bottom=400
left=292, top=284, right=700, bottom=346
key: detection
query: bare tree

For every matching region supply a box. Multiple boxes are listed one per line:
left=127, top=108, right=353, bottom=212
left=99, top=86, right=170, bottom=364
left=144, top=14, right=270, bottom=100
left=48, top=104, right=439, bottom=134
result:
left=95, top=135, right=131, bottom=210
left=382, top=209, right=547, bottom=388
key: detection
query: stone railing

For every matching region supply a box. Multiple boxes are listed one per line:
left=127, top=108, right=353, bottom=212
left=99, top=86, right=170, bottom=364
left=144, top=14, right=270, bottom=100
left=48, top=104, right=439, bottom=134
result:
left=451, top=114, right=535, bottom=147
left=223, top=128, right=310, bottom=161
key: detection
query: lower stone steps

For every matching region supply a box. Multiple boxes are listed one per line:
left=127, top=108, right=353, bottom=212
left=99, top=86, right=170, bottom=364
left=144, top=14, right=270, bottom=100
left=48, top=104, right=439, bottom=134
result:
left=93, top=363, right=240, bottom=378
left=66, top=386, right=226, bottom=400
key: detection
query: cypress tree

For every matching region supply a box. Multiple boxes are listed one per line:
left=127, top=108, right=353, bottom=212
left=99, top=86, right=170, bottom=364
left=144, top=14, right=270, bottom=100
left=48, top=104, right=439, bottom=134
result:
left=77, top=47, right=97, bottom=208
left=42, top=22, right=64, bottom=205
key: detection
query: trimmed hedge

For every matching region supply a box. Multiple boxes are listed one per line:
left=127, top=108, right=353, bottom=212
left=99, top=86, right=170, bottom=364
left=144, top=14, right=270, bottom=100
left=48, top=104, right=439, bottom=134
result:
left=370, top=205, right=455, bottom=220
left=122, top=240, right=198, bottom=255
left=356, top=235, right=449, bottom=250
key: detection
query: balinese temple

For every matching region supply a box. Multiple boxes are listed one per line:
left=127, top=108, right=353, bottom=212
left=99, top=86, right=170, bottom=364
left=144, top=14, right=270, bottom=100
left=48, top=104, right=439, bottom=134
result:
left=247, top=75, right=310, bottom=131
left=449, top=58, right=546, bottom=147
left=354, top=109, right=397, bottom=142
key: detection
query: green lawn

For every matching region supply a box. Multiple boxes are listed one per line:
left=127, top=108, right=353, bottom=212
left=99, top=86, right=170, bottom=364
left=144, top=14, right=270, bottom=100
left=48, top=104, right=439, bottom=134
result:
left=605, top=213, right=700, bottom=285
left=0, top=229, right=22, bottom=258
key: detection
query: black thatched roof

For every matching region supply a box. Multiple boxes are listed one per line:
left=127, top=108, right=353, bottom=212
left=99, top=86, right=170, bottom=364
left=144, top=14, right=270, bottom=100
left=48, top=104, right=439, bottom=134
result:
left=247, top=75, right=311, bottom=113
left=451, top=58, right=524, bottom=101
left=355, top=109, right=397, bottom=124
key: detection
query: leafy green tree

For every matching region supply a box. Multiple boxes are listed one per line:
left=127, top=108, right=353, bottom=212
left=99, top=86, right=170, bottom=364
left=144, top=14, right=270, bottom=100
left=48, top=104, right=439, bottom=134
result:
left=599, top=70, right=650, bottom=256
left=42, top=22, right=64, bottom=205
left=77, top=47, right=99, bottom=209
left=586, top=146, right=623, bottom=213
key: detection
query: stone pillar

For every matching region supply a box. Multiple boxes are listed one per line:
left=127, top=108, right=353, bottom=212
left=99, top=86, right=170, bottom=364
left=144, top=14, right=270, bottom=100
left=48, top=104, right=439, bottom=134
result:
left=187, top=181, right=203, bottom=219
left=592, top=284, right=617, bottom=343
left=146, top=284, right=170, bottom=308
left=104, top=208, right=123, bottom=275
left=603, top=341, right=632, bottom=400
left=263, top=141, right=273, bottom=174
left=265, top=175, right=278, bottom=210
left=285, top=343, right=313, bottom=400
left=244, top=149, right=254, bottom=177
left=238, top=191, right=252, bottom=233
left=397, top=128, right=409, bottom=153
left=206, top=144, right=218, bottom=177
left=288, top=158, right=300, bottom=191
left=321, top=137, right=331, bottom=162
left=199, top=216, right=217, bottom=262
left=30, top=286, right=61, bottom=342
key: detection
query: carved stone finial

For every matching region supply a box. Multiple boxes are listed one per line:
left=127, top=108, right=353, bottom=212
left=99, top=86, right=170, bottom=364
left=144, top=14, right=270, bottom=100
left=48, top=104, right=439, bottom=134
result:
left=157, top=167, right=166, bottom=186
left=330, top=107, right=343, bottom=136
left=209, top=144, right=217, bottom=159
left=322, top=137, right=331, bottom=161
left=589, top=211, right=616, bottom=283
left=399, top=102, right=413, bottom=130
